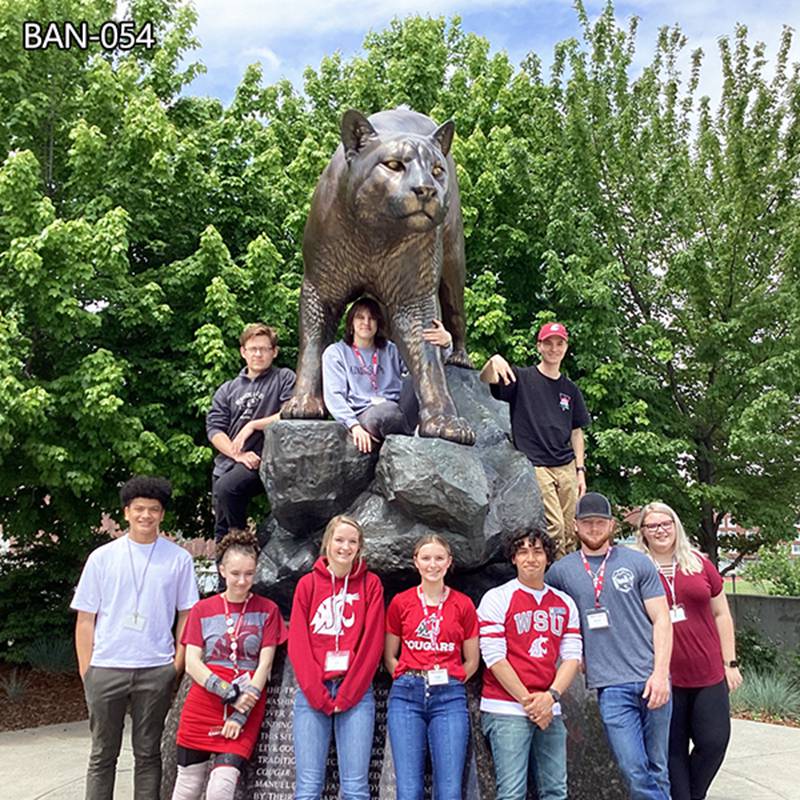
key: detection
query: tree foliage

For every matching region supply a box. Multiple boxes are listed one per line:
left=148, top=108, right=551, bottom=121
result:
left=1, top=0, right=799, bottom=655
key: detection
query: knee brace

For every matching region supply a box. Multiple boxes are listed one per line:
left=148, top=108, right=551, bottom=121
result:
left=171, top=761, right=208, bottom=800
left=205, top=764, right=241, bottom=800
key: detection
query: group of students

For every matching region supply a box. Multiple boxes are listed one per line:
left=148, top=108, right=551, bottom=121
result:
left=73, top=476, right=741, bottom=800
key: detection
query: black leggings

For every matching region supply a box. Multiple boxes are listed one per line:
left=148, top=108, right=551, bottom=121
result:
left=669, top=680, right=731, bottom=800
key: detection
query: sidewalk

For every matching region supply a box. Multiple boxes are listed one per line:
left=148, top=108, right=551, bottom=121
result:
left=0, top=717, right=797, bottom=799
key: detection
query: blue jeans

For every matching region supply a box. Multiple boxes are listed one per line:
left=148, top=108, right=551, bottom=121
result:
left=387, top=674, right=470, bottom=800
left=597, top=682, right=672, bottom=800
left=293, top=681, right=375, bottom=800
left=481, top=711, right=567, bottom=800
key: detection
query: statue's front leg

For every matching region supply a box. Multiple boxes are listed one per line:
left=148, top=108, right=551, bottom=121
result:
left=391, top=301, right=475, bottom=446
left=281, top=281, right=339, bottom=419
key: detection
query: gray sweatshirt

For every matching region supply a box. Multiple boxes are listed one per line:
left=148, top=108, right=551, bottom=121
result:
left=206, top=366, right=296, bottom=476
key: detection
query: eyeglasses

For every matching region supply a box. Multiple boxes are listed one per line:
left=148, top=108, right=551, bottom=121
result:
left=641, top=520, right=674, bottom=533
left=244, top=346, right=273, bottom=355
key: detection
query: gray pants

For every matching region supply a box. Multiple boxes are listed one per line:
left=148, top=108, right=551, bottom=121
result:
left=83, top=664, right=175, bottom=800
left=357, top=376, right=419, bottom=439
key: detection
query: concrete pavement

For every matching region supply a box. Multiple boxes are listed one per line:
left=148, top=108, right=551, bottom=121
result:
left=0, top=717, right=797, bottom=799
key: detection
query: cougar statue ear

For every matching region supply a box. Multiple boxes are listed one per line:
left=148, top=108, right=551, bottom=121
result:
left=431, top=120, right=455, bottom=158
left=341, top=110, right=378, bottom=164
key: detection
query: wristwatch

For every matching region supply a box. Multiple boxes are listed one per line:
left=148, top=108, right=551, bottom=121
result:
left=575, top=466, right=586, bottom=473
left=725, top=660, right=739, bottom=668
left=548, top=688, right=561, bottom=703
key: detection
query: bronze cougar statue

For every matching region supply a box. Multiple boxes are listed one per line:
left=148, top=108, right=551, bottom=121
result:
left=281, top=107, right=475, bottom=446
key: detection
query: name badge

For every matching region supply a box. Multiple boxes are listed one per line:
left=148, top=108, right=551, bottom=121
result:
left=123, top=612, right=146, bottom=631
left=586, top=608, right=610, bottom=629
left=325, top=650, right=351, bottom=672
left=670, top=605, right=687, bottom=623
left=370, top=396, right=386, bottom=405
left=426, top=668, right=448, bottom=686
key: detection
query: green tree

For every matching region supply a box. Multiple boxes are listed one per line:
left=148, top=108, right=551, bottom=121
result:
left=744, top=544, right=800, bottom=596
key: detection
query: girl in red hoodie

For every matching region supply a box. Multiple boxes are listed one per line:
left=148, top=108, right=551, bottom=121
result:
left=288, top=515, right=384, bottom=800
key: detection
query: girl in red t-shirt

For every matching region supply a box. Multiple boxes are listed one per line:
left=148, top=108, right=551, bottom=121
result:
left=384, top=534, right=480, bottom=800
left=171, top=530, right=287, bottom=800
left=636, top=502, right=743, bottom=800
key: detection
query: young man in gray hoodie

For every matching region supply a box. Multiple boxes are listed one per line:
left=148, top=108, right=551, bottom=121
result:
left=206, top=323, right=295, bottom=541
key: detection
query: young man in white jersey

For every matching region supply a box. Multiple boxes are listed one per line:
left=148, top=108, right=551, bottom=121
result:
left=478, top=528, right=582, bottom=800
left=72, top=476, right=199, bottom=800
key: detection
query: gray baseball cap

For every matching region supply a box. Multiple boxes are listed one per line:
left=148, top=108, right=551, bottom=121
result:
left=575, top=492, right=613, bottom=519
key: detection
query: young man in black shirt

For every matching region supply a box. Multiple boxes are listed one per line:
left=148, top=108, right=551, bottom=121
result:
left=206, top=323, right=295, bottom=541
left=479, top=322, right=590, bottom=555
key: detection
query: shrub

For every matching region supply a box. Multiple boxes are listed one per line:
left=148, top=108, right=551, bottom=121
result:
left=730, top=670, right=800, bottom=721
left=736, top=627, right=780, bottom=673
left=0, top=668, right=33, bottom=703
left=25, top=636, right=77, bottom=674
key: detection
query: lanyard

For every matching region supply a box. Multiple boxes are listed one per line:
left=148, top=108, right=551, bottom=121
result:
left=329, top=570, right=350, bottom=652
left=351, top=344, right=379, bottom=392
left=580, top=547, right=613, bottom=608
left=126, top=536, right=158, bottom=618
left=656, top=559, right=678, bottom=608
left=222, top=593, right=251, bottom=674
left=417, top=585, right=449, bottom=652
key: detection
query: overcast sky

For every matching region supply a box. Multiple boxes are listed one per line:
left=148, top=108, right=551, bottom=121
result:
left=184, top=0, right=799, bottom=107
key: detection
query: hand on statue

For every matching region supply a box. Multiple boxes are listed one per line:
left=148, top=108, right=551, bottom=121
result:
left=350, top=424, right=374, bottom=454
left=491, top=355, right=516, bottom=385
left=422, top=319, right=452, bottom=348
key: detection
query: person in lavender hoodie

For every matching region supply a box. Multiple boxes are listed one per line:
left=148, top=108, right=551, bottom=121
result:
left=322, top=297, right=452, bottom=453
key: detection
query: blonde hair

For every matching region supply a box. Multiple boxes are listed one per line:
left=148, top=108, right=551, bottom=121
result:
left=636, top=502, right=702, bottom=574
left=320, top=515, right=365, bottom=563
left=413, top=533, right=452, bottom=558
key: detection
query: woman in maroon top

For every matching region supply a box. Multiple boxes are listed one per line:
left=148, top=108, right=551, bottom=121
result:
left=637, top=502, right=743, bottom=800
left=384, top=534, right=480, bottom=800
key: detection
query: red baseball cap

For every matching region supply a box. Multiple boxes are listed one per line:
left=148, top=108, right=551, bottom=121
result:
left=537, top=322, right=569, bottom=342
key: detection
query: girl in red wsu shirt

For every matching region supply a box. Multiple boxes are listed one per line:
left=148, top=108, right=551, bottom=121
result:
left=288, top=515, right=384, bottom=800
left=172, top=530, right=287, bottom=800
left=637, top=502, right=743, bottom=800
left=384, top=534, right=480, bottom=800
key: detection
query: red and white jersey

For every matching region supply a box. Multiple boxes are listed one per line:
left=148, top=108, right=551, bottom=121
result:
left=386, top=587, right=478, bottom=681
left=478, top=579, right=582, bottom=716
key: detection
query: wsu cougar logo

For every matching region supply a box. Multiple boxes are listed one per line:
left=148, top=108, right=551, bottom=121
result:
left=414, top=614, right=441, bottom=641
left=311, top=589, right=360, bottom=636
left=528, top=635, right=549, bottom=659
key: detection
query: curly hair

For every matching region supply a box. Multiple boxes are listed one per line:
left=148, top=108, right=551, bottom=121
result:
left=343, top=297, right=388, bottom=349
left=119, top=476, right=172, bottom=509
left=217, top=528, right=259, bottom=564
left=504, top=527, right=556, bottom=566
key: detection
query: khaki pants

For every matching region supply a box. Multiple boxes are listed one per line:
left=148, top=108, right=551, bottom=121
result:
left=83, top=663, right=175, bottom=800
left=534, top=461, right=578, bottom=557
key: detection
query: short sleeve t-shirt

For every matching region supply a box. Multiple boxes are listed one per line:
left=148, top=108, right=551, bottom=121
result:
left=71, top=534, right=199, bottom=668
left=386, top=587, right=478, bottom=681
left=660, top=555, right=725, bottom=688
left=546, top=547, right=665, bottom=689
left=490, top=366, right=591, bottom=466
left=477, top=579, right=582, bottom=716
left=182, top=593, right=288, bottom=673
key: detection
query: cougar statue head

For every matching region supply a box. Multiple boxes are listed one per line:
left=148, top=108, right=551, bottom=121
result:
left=340, top=109, right=455, bottom=232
